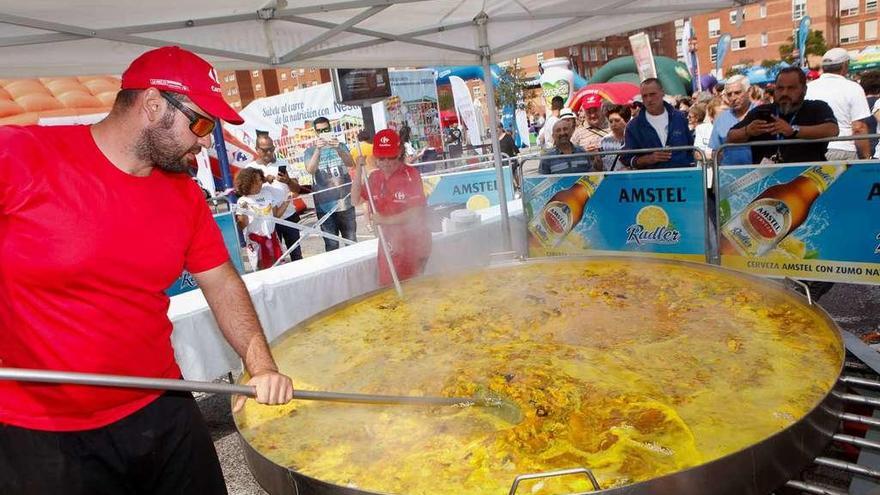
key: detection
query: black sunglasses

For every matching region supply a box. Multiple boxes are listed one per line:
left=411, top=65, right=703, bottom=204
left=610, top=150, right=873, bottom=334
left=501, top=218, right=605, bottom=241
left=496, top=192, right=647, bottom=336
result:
left=315, top=126, right=332, bottom=134
left=160, top=92, right=215, bottom=137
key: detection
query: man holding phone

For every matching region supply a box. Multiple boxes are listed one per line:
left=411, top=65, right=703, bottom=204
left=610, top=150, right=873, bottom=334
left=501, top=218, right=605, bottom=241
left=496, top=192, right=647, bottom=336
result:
left=727, top=67, right=838, bottom=164
left=304, top=117, right=357, bottom=252
left=247, top=134, right=302, bottom=261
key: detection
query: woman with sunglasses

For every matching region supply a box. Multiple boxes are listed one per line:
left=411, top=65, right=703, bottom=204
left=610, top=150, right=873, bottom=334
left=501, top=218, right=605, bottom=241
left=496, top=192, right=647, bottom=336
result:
left=351, top=129, right=432, bottom=287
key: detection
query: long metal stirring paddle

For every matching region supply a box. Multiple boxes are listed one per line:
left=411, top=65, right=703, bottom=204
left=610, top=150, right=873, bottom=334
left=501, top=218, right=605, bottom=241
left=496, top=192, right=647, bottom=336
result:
left=0, top=368, right=523, bottom=424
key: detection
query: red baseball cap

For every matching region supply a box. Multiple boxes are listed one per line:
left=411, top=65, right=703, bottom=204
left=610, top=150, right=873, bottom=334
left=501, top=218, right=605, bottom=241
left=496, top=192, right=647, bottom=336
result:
left=373, top=129, right=401, bottom=158
left=582, top=94, right=603, bottom=110
left=121, top=46, right=244, bottom=125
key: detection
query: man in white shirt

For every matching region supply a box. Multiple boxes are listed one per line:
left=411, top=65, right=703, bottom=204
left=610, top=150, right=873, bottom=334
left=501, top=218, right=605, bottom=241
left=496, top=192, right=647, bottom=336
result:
left=247, top=134, right=303, bottom=260
left=537, top=96, right=564, bottom=150
left=805, top=47, right=873, bottom=160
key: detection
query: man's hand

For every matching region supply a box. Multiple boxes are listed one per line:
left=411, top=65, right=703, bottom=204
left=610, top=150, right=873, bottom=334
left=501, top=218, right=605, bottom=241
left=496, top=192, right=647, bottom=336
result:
left=745, top=119, right=775, bottom=137
left=637, top=151, right=672, bottom=166
left=233, top=370, right=294, bottom=412
left=585, top=142, right=600, bottom=153
left=768, top=116, right=794, bottom=137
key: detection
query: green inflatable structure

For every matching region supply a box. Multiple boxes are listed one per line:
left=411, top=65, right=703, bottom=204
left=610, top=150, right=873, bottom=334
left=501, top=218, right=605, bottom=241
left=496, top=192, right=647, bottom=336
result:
left=591, top=56, right=693, bottom=96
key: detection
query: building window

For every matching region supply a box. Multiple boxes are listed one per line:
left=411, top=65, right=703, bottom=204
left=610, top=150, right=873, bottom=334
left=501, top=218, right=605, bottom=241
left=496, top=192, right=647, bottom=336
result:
left=283, top=88, right=290, bottom=93
left=536, top=52, right=544, bottom=64
left=280, top=72, right=287, bottom=81
left=729, top=9, right=745, bottom=23
left=600, top=47, right=607, bottom=61
left=710, top=44, right=718, bottom=63
left=868, top=0, right=878, bottom=13
left=732, top=37, right=747, bottom=51
left=792, top=0, right=806, bottom=21
left=760, top=3, right=767, bottom=17
left=708, top=18, right=721, bottom=38
left=251, top=70, right=259, bottom=78
left=840, top=23, right=860, bottom=44
left=582, top=46, right=589, bottom=61
left=299, top=69, right=305, bottom=75
left=311, top=81, right=318, bottom=86
left=590, top=46, right=597, bottom=61
left=619, top=46, right=626, bottom=56
left=761, top=32, right=768, bottom=46
left=866, top=20, right=878, bottom=40
left=255, top=83, right=262, bottom=91
left=840, top=0, right=859, bottom=16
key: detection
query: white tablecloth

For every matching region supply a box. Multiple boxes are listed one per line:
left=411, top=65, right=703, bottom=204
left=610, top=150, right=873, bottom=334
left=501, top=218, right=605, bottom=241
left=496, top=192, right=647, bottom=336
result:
left=169, top=201, right=526, bottom=380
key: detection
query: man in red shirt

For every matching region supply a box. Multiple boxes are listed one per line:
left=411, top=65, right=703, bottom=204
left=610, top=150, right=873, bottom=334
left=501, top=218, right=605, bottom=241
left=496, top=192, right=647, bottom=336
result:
left=0, top=46, right=293, bottom=494
left=351, top=129, right=432, bottom=286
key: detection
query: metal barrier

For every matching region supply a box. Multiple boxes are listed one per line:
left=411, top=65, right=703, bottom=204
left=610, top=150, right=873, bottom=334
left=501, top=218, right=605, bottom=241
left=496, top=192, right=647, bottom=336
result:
left=233, top=152, right=525, bottom=272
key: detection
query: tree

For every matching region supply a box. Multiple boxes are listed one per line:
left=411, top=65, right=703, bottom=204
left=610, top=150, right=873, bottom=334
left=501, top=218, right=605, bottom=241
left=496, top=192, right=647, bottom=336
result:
left=760, top=59, right=781, bottom=69
left=779, top=29, right=828, bottom=64
left=494, top=63, right=532, bottom=113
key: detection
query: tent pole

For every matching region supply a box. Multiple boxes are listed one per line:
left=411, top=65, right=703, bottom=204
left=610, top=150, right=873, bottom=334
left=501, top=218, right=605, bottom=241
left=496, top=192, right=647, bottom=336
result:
left=212, top=120, right=234, bottom=194
left=475, top=11, right=512, bottom=252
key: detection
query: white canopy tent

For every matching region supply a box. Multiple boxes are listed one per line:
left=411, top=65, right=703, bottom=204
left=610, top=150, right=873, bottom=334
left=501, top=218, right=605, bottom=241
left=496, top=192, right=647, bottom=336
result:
left=0, top=0, right=751, bottom=248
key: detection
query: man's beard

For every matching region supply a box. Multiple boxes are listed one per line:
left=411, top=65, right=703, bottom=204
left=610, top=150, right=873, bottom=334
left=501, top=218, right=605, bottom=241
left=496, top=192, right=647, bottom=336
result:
left=777, top=97, right=804, bottom=115
left=132, top=110, right=197, bottom=174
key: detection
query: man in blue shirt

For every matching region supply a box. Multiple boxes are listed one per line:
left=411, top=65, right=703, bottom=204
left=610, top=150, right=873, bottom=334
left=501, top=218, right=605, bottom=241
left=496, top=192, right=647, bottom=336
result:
left=304, top=117, right=358, bottom=251
left=709, top=75, right=754, bottom=165
left=538, top=111, right=592, bottom=174
left=621, top=78, right=693, bottom=169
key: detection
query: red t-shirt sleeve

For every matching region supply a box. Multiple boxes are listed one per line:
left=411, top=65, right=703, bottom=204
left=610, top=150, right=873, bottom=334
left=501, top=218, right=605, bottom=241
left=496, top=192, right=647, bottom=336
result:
left=184, top=185, right=230, bottom=274
left=0, top=126, right=40, bottom=214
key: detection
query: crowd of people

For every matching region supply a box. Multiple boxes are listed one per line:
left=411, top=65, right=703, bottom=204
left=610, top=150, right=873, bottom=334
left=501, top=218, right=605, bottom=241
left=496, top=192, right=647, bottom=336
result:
left=537, top=47, right=880, bottom=173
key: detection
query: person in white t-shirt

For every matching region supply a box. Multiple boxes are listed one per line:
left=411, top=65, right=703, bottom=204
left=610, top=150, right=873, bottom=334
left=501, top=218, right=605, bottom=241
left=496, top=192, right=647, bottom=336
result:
left=247, top=134, right=302, bottom=260
left=537, top=96, right=565, bottom=150
left=806, top=48, right=873, bottom=160
left=235, top=167, right=282, bottom=270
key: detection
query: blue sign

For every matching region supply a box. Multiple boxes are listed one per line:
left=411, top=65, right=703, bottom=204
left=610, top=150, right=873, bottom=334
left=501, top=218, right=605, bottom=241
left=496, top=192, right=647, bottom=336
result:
left=423, top=166, right=514, bottom=209
left=718, top=162, right=880, bottom=284
left=524, top=169, right=708, bottom=261
left=166, top=212, right=245, bottom=296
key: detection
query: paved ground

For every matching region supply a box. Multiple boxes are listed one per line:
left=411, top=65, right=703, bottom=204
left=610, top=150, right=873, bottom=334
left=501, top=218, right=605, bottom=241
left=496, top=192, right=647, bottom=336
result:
left=202, top=281, right=880, bottom=494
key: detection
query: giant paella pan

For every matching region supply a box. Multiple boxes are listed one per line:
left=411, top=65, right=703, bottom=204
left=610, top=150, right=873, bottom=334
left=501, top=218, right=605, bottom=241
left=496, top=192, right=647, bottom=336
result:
left=234, top=257, right=844, bottom=495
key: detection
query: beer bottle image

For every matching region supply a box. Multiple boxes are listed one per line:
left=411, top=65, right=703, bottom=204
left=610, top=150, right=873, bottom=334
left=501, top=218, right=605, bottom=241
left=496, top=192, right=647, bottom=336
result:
left=720, top=165, right=846, bottom=257
left=529, top=174, right=603, bottom=249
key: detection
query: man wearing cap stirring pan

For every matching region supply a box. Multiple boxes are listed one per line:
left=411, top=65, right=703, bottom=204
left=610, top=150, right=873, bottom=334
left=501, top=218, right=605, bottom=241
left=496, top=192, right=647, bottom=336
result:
left=0, top=46, right=293, bottom=494
left=351, top=129, right=432, bottom=287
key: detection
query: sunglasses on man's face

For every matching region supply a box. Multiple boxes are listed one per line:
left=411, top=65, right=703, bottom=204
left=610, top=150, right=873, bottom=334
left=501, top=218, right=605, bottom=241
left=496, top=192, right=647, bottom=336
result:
left=315, top=127, right=332, bottom=134
left=160, top=92, right=215, bottom=137
left=256, top=145, right=275, bottom=153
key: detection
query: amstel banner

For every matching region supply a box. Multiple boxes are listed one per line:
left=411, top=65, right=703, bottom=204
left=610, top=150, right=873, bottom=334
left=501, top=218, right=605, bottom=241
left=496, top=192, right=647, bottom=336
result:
left=422, top=166, right=514, bottom=210
left=167, top=212, right=245, bottom=296
left=718, top=162, right=880, bottom=284
left=523, top=169, right=707, bottom=260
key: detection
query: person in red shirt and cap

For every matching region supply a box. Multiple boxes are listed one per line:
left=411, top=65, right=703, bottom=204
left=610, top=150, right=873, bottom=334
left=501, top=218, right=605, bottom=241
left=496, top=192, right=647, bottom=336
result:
left=570, top=93, right=609, bottom=152
left=351, top=129, right=432, bottom=287
left=0, top=46, right=293, bottom=494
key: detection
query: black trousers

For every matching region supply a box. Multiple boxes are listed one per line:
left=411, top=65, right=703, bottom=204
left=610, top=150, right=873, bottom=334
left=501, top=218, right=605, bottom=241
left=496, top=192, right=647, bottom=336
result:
left=0, top=391, right=227, bottom=495
left=275, top=212, right=303, bottom=261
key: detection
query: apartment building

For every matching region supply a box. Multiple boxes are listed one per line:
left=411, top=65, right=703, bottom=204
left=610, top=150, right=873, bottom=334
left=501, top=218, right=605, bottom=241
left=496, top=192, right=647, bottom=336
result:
left=218, top=68, right=332, bottom=109
left=690, top=0, right=878, bottom=75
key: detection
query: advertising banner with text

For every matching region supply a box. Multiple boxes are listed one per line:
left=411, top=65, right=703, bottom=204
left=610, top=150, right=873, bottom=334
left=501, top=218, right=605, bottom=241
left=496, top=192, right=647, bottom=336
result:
left=423, top=167, right=514, bottom=210
left=718, top=162, right=880, bottom=284
left=523, top=169, right=707, bottom=261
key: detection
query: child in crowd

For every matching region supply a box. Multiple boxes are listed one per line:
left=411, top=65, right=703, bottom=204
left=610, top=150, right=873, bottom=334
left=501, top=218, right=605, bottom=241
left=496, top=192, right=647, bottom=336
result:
left=234, top=167, right=282, bottom=270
